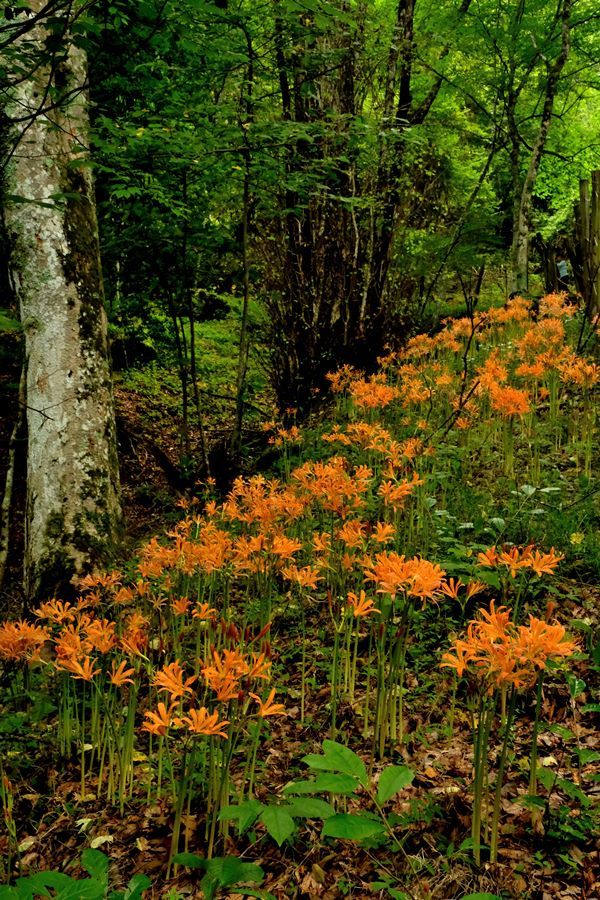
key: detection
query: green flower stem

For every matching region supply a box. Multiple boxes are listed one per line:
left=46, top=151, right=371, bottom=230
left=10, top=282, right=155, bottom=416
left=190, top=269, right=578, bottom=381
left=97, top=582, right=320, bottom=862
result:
left=490, top=688, right=517, bottom=864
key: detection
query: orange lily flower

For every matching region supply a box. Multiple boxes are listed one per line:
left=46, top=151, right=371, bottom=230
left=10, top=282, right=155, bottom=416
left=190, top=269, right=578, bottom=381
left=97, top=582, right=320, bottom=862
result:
left=249, top=688, right=286, bottom=717
left=56, top=655, right=100, bottom=681
left=110, top=660, right=135, bottom=687
left=142, top=702, right=175, bottom=736
left=347, top=590, right=380, bottom=618
left=179, top=707, right=230, bottom=737
left=152, top=660, right=197, bottom=700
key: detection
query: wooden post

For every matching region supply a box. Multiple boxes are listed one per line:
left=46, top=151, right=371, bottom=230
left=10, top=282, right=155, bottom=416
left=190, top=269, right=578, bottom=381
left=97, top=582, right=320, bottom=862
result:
left=591, top=171, right=600, bottom=317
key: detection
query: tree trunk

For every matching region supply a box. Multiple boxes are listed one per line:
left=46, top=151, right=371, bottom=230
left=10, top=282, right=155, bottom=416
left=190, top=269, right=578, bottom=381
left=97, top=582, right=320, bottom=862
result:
left=590, top=170, right=600, bottom=318
left=2, top=3, right=121, bottom=600
left=509, top=0, right=572, bottom=294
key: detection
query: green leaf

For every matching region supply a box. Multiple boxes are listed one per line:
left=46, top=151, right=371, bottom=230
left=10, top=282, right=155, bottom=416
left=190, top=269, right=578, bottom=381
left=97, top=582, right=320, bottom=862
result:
left=283, top=773, right=359, bottom=795
left=284, top=798, right=335, bottom=819
left=462, top=894, right=503, bottom=900
left=81, top=849, right=109, bottom=886
left=219, top=799, right=263, bottom=834
left=462, top=895, right=503, bottom=900
left=302, top=740, right=368, bottom=787
left=377, top=766, right=414, bottom=804
left=121, top=874, right=152, bottom=899
left=259, top=807, right=296, bottom=846
left=171, top=851, right=207, bottom=869
left=321, top=813, right=385, bottom=841
left=574, top=749, right=600, bottom=765
left=566, top=674, right=586, bottom=699
left=13, top=872, right=106, bottom=899
left=199, top=856, right=264, bottom=900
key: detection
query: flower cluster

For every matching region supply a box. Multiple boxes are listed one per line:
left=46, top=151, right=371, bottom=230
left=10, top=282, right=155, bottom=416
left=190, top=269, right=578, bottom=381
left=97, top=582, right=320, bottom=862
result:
left=441, top=601, right=577, bottom=688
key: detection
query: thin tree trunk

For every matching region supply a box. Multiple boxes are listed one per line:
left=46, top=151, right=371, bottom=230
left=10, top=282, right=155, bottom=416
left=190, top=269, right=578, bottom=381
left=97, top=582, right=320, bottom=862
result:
left=0, top=367, right=25, bottom=591
left=232, top=27, right=254, bottom=455
left=590, top=170, right=600, bottom=318
left=181, top=170, right=209, bottom=474
left=509, top=0, right=572, bottom=294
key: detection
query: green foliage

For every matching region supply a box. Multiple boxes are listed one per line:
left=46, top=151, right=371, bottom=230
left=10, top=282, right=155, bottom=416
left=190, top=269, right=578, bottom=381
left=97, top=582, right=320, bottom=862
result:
left=301, top=740, right=369, bottom=788
left=171, top=853, right=269, bottom=900
left=0, top=850, right=150, bottom=900
left=376, top=766, right=415, bottom=805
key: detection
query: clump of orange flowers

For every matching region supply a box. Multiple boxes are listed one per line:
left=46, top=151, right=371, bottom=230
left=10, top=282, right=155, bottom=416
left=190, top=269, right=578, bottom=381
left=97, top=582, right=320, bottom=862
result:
left=441, top=600, right=577, bottom=689
left=477, top=544, right=564, bottom=578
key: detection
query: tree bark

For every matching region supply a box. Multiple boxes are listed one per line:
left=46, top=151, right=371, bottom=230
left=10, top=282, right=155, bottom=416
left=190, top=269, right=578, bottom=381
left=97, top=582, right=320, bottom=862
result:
left=590, top=170, right=600, bottom=318
left=2, top=2, right=121, bottom=600
left=509, top=0, right=572, bottom=294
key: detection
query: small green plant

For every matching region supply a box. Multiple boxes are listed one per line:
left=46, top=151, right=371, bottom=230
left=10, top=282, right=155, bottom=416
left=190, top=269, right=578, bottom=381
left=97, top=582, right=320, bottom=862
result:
left=221, top=740, right=414, bottom=851
left=0, top=849, right=150, bottom=899
left=170, top=853, right=274, bottom=899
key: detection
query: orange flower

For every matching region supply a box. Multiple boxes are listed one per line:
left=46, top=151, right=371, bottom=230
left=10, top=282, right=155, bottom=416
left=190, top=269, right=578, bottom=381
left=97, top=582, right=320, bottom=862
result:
left=477, top=547, right=499, bottom=568
left=179, top=707, right=230, bottom=737
left=54, top=624, right=89, bottom=662
left=281, top=564, right=323, bottom=590
left=270, top=534, right=303, bottom=561
left=347, top=590, right=380, bottom=618
left=85, top=618, right=117, bottom=654
left=153, top=661, right=197, bottom=700
left=524, top=548, right=564, bottom=577
left=0, top=620, right=50, bottom=661
left=33, top=599, right=76, bottom=624
left=489, top=384, right=530, bottom=418
left=337, top=519, right=366, bottom=548
left=498, top=547, right=531, bottom=579
left=249, top=688, right=286, bottom=717
left=441, top=603, right=577, bottom=690
left=112, top=586, right=135, bottom=606
left=56, top=655, right=100, bottom=681
left=440, top=641, right=472, bottom=677
left=439, top=578, right=464, bottom=600
left=247, top=652, right=271, bottom=681
left=465, top=581, right=486, bottom=600
left=143, top=702, right=175, bottom=736
left=372, top=522, right=395, bottom=544
left=171, top=597, right=192, bottom=616
left=192, top=602, right=217, bottom=621
left=110, top=660, right=135, bottom=687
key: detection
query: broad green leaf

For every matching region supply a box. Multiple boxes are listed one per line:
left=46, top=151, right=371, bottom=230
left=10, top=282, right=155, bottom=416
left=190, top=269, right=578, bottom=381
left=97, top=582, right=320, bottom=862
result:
left=237, top=892, right=277, bottom=900
left=321, top=813, right=385, bottom=840
left=81, top=849, right=109, bottom=885
left=13, top=872, right=105, bottom=899
left=566, top=674, right=586, bottom=699
left=122, top=874, right=152, bottom=899
left=16, top=872, right=72, bottom=891
left=462, top=894, right=503, bottom=900
left=219, top=799, right=263, bottom=834
left=283, top=773, right=359, bottom=795
left=171, top=851, right=207, bottom=868
left=260, top=807, right=296, bottom=846
left=377, top=765, right=414, bottom=804
left=284, top=798, right=335, bottom=819
left=206, top=856, right=264, bottom=886
left=302, top=741, right=368, bottom=787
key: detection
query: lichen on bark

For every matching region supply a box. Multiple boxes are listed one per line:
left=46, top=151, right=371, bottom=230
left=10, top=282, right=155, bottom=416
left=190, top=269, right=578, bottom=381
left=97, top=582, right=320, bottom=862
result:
left=2, top=1, right=122, bottom=601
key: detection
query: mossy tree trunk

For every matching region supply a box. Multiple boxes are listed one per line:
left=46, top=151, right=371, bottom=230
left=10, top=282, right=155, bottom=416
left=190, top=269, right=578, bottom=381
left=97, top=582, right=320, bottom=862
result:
left=2, top=2, right=121, bottom=601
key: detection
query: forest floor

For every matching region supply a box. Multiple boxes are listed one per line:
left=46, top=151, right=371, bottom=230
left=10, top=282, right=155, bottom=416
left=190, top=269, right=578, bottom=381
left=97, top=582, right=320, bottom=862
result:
left=1, top=293, right=599, bottom=899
